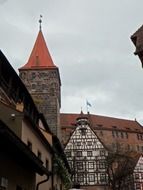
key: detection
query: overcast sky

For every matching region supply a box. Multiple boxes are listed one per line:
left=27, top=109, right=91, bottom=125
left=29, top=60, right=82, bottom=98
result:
left=1, top=0, right=143, bottom=123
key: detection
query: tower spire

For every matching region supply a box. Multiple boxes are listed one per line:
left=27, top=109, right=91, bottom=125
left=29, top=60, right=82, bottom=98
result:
left=39, top=15, right=42, bottom=31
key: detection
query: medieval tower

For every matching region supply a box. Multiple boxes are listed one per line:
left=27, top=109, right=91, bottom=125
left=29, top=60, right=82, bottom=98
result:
left=19, top=21, right=61, bottom=139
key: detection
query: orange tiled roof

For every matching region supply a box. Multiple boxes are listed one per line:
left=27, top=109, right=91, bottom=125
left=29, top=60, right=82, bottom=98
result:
left=19, top=30, right=57, bottom=70
left=60, top=113, right=143, bottom=132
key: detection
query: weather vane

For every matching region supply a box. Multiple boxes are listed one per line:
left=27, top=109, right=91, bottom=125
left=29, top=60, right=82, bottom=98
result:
left=39, top=15, right=43, bottom=31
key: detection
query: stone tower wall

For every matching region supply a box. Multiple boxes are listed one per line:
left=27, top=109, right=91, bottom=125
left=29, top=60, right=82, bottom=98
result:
left=19, top=68, right=61, bottom=139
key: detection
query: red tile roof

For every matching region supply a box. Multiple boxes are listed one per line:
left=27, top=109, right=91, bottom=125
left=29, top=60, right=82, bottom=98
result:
left=19, top=30, right=57, bottom=70
left=60, top=113, right=143, bottom=132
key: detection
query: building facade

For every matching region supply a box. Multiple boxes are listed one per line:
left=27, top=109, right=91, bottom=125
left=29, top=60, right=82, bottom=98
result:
left=61, top=113, right=143, bottom=154
left=64, top=112, right=108, bottom=190
left=0, top=50, right=71, bottom=190
left=133, top=155, right=143, bottom=190
left=61, top=112, right=143, bottom=189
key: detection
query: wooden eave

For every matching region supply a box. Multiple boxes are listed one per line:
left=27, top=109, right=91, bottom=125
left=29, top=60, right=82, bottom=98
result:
left=0, top=50, right=39, bottom=125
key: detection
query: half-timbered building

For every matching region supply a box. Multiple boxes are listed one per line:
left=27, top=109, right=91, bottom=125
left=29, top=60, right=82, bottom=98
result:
left=133, top=155, right=143, bottom=190
left=64, top=112, right=108, bottom=190
left=61, top=112, right=143, bottom=190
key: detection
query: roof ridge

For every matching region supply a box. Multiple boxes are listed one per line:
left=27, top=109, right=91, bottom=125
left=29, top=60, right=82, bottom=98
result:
left=60, top=112, right=135, bottom=122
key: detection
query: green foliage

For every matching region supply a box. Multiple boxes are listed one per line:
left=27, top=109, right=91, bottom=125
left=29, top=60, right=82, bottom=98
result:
left=53, top=155, right=72, bottom=190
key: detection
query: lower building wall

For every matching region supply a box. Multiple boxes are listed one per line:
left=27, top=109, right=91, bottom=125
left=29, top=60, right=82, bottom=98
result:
left=53, top=174, right=62, bottom=190
left=0, top=154, right=35, bottom=190
left=36, top=174, right=52, bottom=190
left=81, top=185, right=110, bottom=190
left=36, top=173, right=62, bottom=190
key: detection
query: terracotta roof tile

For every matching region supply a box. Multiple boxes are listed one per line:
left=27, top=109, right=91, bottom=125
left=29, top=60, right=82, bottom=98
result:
left=19, top=30, right=57, bottom=70
left=61, top=113, right=143, bottom=152
left=60, top=113, right=143, bottom=132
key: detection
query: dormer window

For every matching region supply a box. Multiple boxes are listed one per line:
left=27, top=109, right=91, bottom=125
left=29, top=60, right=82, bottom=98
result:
left=126, top=127, right=131, bottom=130
left=87, top=141, right=92, bottom=146
left=97, top=124, right=103, bottom=127
left=79, top=127, right=87, bottom=136
left=76, top=151, right=82, bottom=157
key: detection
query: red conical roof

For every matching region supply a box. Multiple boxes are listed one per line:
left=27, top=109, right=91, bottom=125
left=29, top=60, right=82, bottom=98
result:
left=19, top=30, right=57, bottom=70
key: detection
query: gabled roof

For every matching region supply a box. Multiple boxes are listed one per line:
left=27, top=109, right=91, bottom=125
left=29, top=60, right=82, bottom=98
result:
left=60, top=113, right=143, bottom=132
left=64, top=112, right=108, bottom=150
left=61, top=113, right=143, bottom=154
left=19, top=30, right=57, bottom=70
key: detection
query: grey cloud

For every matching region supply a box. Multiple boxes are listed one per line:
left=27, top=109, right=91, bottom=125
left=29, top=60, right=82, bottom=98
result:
left=0, top=0, right=143, bottom=124
left=0, top=0, right=7, bottom=5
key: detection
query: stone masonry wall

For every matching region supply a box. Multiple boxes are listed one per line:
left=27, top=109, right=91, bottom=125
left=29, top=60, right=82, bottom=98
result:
left=19, top=69, right=61, bottom=139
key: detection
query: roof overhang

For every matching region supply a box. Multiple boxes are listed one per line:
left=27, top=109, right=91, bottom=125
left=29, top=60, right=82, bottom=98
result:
left=0, top=120, right=50, bottom=176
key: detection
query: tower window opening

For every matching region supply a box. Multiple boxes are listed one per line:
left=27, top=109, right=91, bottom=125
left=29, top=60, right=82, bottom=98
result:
left=79, top=127, right=87, bottom=136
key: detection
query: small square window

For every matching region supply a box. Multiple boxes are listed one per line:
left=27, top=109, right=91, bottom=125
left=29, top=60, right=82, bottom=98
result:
left=99, top=161, right=105, bottom=169
left=80, top=128, right=87, bottom=135
left=135, top=173, right=139, bottom=179
left=77, top=174, right=84, bottom=182
left=46, top=159, right=49, bottom=169
left=37, top=150, right=42, bottom=160
left=65, top=151, right=71, bottom=157
left=100, top=150, right=105, bottom=156
left=136, top=183, right=141, bottom=189
left=89, top=174, right=95, bottom=182
left=87, top=141, right=92, bottom=146
left=112, top=130, right=115, bottom=137
left=76, top=151, right=82, bottom=157
left=100, top=174, right=107, bottom=183
left=87, top=151, right=92, bottom=157
left=137, top=134, right=140, bottom=140
left=125, top=132, right=128, bottom=138
left=27, top=140, right=32, bottom=150
left=77, top=142, right=81, bottom=146
left=76, top=162, right=83, bottom=170
left=115, top=131, right=119, bottom=137
left=137, top=145, right=140, bottom=151
left=97, top=124, right=103, bottom=127
left=88, top=162, right=94, bottom=169
left=100, top=130, right=103, bottom=136
left=120, top=132, right=124, bottom=138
